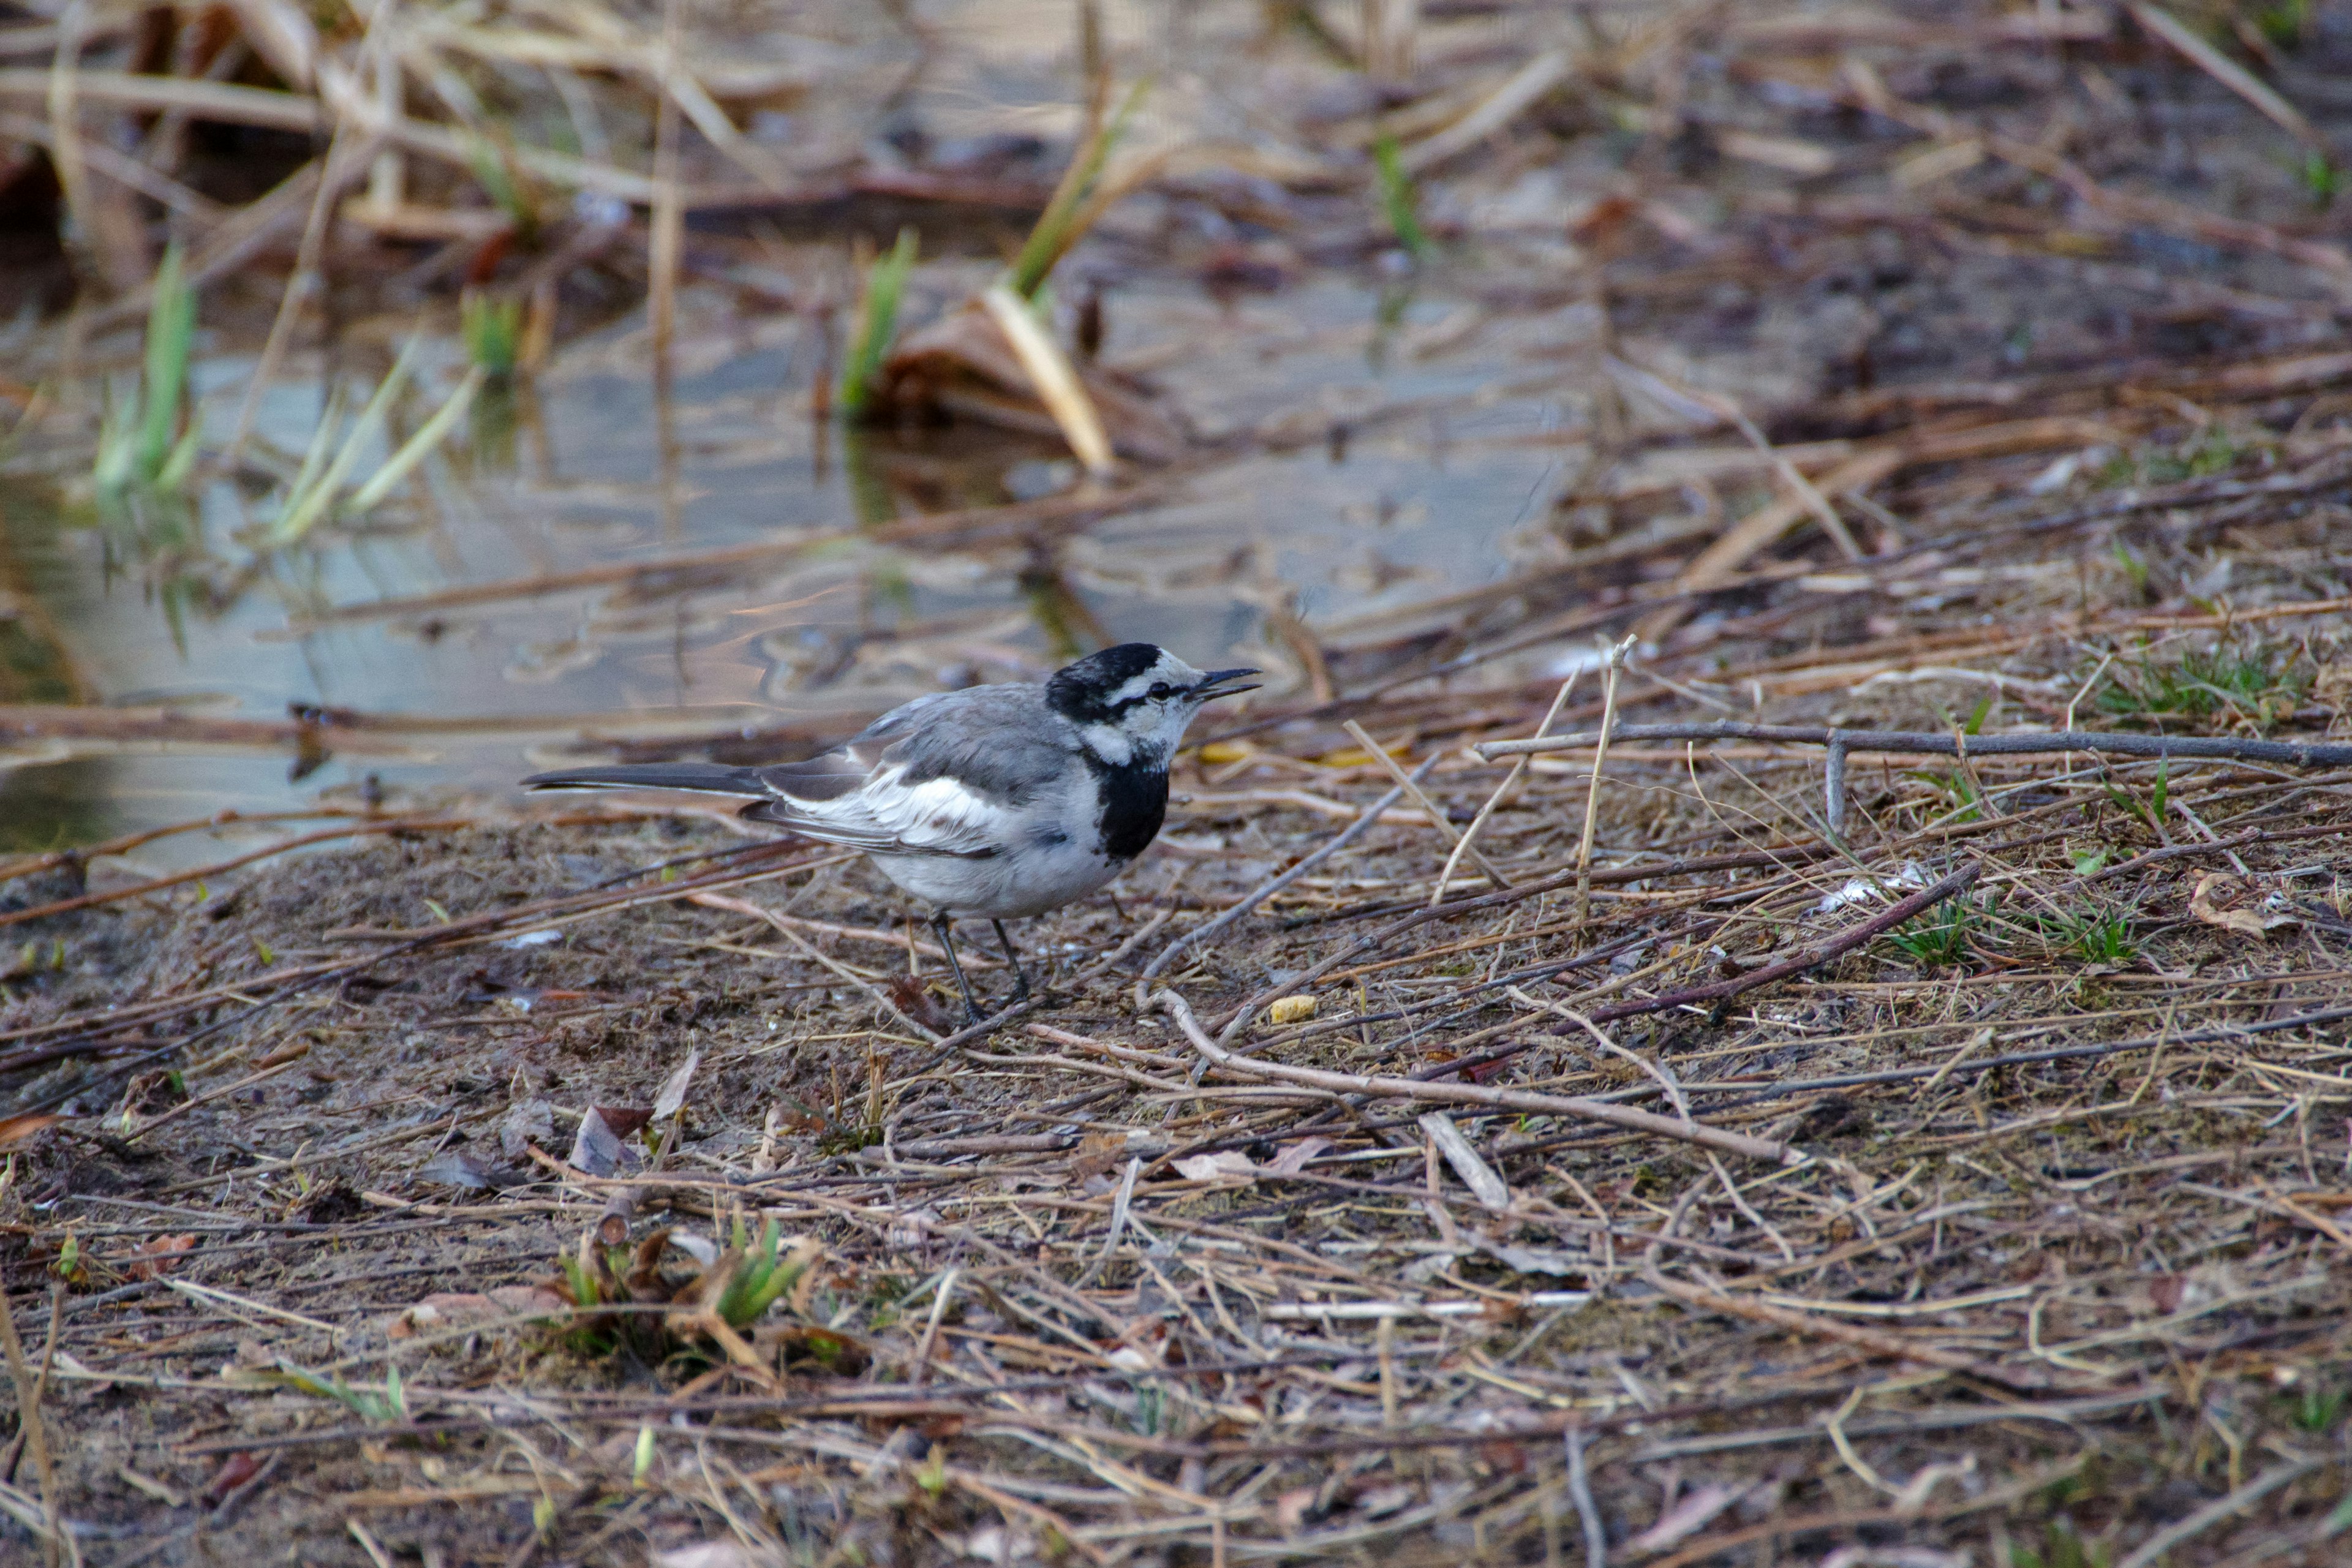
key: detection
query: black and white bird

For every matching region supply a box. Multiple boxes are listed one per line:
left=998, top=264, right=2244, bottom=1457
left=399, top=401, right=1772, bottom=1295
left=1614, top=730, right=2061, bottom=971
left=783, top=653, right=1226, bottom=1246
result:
left=522, top=643, right=1258, bottom=1022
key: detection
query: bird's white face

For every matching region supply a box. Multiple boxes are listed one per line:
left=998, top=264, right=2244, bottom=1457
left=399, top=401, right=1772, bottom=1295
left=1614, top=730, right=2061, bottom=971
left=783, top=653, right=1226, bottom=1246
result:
left=1085, top=650, right=1205, bottom=765
left=1049, top=644, right=1260, bottom=768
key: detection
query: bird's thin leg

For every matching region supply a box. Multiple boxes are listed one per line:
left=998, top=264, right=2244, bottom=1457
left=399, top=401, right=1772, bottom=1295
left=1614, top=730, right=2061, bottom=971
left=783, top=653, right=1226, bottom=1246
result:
left=930, top=911, right=982, bottom=1025
left=990, top=919, right=1031, bottom=1001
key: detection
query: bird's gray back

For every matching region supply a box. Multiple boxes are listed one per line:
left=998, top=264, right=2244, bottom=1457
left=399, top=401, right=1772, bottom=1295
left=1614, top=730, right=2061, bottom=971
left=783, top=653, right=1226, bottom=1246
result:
left=754, top=682, right=1071, bottom=808
left=865, top=683, right=1076, bottom=804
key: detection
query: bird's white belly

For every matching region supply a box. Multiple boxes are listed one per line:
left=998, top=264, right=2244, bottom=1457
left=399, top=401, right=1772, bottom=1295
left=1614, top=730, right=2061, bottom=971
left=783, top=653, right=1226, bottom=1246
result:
left=869, top=838, right=1123, bottom=918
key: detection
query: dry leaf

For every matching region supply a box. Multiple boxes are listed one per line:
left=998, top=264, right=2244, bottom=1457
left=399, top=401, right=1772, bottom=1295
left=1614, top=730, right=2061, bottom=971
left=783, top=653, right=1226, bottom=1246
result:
left=1173, top=1151, right=1256, bottom=1183
left=123, top=1234, right=197, bottom=1281
left=2190, top=872, right=2299, bottom=937
left=0, top=1113, right=62, bottom=1151
left=1265, top=1136, right=1331, bottom=1175
left=1626, top=1483, right=1744, bottom=1554
left=388, top=1285, right=567, bottom=1339
left=654, top=1049, right=702, bottom=1121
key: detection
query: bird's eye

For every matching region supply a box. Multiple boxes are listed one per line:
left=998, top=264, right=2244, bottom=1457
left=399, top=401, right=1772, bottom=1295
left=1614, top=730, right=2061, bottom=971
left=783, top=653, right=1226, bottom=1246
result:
left=1148, top=682, right=1172, bottom=701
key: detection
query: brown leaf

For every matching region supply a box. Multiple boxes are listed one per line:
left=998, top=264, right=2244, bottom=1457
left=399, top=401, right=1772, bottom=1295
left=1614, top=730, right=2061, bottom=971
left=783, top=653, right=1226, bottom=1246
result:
left=123, top=1234, right=196, bottom=1281
left=2190, top=872, right=2299, bottom=937
left=593, top=1105, right=653, bottom=1139
left=0, top=1113, right=62, bottom=1150
left=878, top=307, right=1185, bottom=463
left=201, top=1451, right=261, bottom=1506
left=387, top=1284, right=568, bottom=1339
left=886, top=975, right=955, bottom=1036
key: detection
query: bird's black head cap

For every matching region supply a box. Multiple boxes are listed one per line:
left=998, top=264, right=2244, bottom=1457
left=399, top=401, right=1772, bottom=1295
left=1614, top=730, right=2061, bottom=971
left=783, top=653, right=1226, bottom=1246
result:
left=1045, top=643, right=1167, bottom=723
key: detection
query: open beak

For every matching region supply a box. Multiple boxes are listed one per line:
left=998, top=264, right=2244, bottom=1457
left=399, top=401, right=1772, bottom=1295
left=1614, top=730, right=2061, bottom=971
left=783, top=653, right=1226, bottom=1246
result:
left=1193, top=666, right=1261, bottom=701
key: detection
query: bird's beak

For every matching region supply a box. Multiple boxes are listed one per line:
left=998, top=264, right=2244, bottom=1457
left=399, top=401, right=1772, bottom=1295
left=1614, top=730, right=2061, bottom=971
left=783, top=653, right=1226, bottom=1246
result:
left=1193, top=667, right=1261, bottom=701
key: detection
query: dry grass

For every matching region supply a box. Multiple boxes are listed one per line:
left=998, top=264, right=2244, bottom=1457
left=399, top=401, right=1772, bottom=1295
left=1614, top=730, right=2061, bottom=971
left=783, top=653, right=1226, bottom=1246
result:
left=1, top=473, right=2348, bottom=1561
left=5, top=0, right=2352, bottom=1564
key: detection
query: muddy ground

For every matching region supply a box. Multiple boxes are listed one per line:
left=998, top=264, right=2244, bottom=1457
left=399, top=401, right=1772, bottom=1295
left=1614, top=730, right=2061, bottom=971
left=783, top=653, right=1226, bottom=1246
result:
left=8, top=0, right=2352, bottom=1565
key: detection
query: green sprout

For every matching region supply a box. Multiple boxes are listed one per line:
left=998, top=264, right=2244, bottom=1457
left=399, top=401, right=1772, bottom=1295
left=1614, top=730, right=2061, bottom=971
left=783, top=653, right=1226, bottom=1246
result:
left=461, top=291, right=524, bottom=382
left=2293, top=1383, right=2347, bottom=1434
left=2258, top=0, right=2309, bottom=50
left=1373, top=132, right=1432, bottom=260
left=837, top=227, right=918, bottom=421
left=1009, top=80, right=1150, bottom=300
left=264, top=1359, right=409, bottom=1424
left=94, top=243, right=201, bottom=498
left=2304, top=149, right=2341, bottom=208
left=714, top=1214, right=813, bottom=1332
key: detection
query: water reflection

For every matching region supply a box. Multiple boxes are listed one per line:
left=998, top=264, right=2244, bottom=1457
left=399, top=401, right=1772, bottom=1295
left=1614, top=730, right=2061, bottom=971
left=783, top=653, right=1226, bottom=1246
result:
left=2, top=271, right=1577, bottom=853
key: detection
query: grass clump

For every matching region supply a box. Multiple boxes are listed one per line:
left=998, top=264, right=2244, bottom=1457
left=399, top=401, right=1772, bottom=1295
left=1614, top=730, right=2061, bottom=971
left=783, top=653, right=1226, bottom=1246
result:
left=1885, top=895, right=1991, bottom=969
left=2094, top=641, right=2312, bottom=732
left=94, top=243, right=200, bottom=500
left=2037, top=906, right=2139, bottom=967
left=550, top=1217, right=820, bottom=1368
left=837, top=227, right=918, bottom=421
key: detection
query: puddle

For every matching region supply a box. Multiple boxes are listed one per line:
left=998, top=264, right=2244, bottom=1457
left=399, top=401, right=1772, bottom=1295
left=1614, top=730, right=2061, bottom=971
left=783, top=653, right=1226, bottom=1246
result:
left=10, top=0, right=2343, bottom=860
left=0, top=264, right=1582, bottom=855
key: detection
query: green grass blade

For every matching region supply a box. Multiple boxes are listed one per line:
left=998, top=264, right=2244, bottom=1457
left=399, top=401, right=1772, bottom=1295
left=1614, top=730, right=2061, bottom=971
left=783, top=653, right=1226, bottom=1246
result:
left=1374, top=132, right=1431, bottom=260
left=345, top=367, right=486, bottom=514
left=837, top=227, right=918, bottom=421
left=135, top=243, right=195, bottom=483
left=279, top=383, right=350, bottom=525
left=270, top=341, right=420, bottom=545
left=1009, top=78, right=1151, bottom=300
left=93, top=383, right=134, bottom=494
left=156, top=415, right=205, bottom=494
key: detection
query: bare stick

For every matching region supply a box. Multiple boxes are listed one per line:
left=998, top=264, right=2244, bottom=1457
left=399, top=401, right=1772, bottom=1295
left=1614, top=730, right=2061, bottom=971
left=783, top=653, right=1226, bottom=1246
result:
left=1431, top=673, right=1578, bottom=908
left=1344, top=721, right=1512, bottom=889
left=1479, top=721, right=2352, bottom=771
left=1139, top=757, right=1436, bottom=986
left=0, top=1289, right=62, bottom=1567
left=1574, top=637, right=1637, bottom=923
left=690, top=892, right=941, bottom=1042
left=1566, top=1423, right=1608, bottom=1567
left=1153, top=988, right=1800, bottom=1164
left=1585, top=860, right=1981, bottom=1023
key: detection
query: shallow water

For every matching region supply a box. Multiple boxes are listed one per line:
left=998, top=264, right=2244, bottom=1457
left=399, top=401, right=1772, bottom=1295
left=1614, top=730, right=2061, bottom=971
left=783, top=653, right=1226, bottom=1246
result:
left=10, top=0, right=2339, bottom=861
left=0, top=263, right=1583, bottom=854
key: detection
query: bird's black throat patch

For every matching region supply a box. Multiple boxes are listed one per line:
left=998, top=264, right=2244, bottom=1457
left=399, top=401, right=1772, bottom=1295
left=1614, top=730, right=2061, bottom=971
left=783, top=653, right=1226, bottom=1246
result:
left=1089, top=755, right=1168, bottom=861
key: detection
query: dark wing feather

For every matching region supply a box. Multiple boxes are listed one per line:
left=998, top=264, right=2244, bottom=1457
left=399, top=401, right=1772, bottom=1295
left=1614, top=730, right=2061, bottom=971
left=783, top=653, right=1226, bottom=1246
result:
left=521, top=763, right=769, bottom=797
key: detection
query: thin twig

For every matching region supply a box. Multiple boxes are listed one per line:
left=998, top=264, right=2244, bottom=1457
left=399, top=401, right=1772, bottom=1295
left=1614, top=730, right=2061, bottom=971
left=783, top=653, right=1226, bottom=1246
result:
left=1153, top=988, right=1799, bottom=1164
left=1574, top=637, right=1637, bottom=922
left=1435, top=673, right=1578, bottom=908
left=1140, top=758, right=1436, bottom=985
left=1343, top=721, right=1511, bottom=889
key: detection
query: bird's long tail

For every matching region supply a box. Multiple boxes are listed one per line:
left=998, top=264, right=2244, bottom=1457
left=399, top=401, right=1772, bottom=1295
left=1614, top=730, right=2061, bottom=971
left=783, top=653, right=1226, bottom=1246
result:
left=521, top=763, right=769, bottom=797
